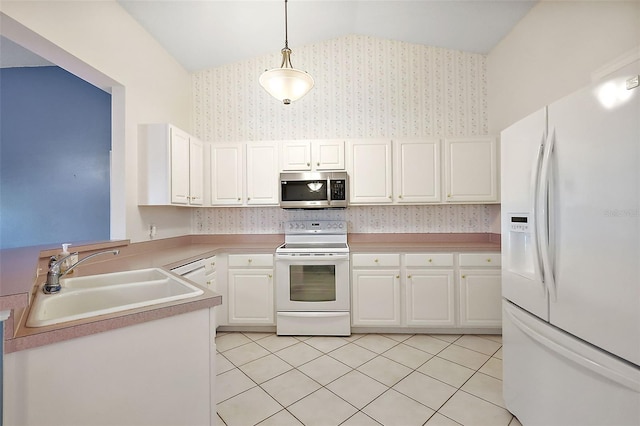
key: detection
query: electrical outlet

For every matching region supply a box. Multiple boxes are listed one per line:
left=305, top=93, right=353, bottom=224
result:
left=149, top=224, right=157, bottom=239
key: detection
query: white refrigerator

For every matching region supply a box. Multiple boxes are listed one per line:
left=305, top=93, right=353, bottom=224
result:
left=501, top=54, right=640, bottom=426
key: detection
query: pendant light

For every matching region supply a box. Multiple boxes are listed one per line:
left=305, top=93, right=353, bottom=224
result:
left=259, top=0, right=314, bottom=105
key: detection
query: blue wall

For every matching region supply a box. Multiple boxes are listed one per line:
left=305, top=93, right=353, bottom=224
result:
left=0, top=66, right=111, bottom=249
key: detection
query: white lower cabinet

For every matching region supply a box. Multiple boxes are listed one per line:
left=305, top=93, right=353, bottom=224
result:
left=351, top=254, right=401, bottom=326
left=405, top=253, right=455, bottom=326
left=351, top=251, right=501, bottom=331
left=458, top=253, right=502, bottom=327
left=227, top=254, right=274, bottom=325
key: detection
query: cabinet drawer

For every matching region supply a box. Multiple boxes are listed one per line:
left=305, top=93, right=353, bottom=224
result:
left=228, top=254, right=273, bottom=267
left=404, top=253, right=454, bottom=268
left=204, top=256, right=217, bottom=274
left=352, top=253, right=400, bottom=268
left=459, top=253, right=501, bottom=267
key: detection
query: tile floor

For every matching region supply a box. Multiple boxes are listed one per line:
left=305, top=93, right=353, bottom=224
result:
left=215, top=332, right=522, bottom=426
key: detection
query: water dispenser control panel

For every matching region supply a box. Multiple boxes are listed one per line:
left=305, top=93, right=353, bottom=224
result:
left=509, top=215, right=530, bottom=233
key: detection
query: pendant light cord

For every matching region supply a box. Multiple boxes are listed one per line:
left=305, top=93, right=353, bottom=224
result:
left=284, top=0, right=289, bottom=50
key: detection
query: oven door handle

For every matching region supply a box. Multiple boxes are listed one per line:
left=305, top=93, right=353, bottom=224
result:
left=275, top=253, right=350, bottom=260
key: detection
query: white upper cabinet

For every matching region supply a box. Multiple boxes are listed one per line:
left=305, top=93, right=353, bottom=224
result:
left=444, top=137, right=498, bottom=202
left=246, top=141, right=279, bottom=205
left=393, top=138, right=441, bottom=203
left=347, top=139, right=393, bottom=204
left=280, top=139, right=345, bottom=171
left=210, top=143, right=244, bottom=206
left=139, top=123, right=204, bottom=206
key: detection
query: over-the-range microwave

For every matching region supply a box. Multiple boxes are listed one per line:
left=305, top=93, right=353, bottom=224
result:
left=279, top=171, right=348, bottom=209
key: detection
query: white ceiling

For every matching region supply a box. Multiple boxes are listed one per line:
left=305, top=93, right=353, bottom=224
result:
left=1, top=1, right=537, bottom=72
left=118, top=0, right=538, bottom=72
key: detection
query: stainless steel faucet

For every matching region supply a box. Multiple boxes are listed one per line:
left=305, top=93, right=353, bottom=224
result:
left=43, top=249, right=120, bottom=294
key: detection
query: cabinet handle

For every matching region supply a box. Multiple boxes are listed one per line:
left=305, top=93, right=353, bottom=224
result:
left=206, top=280, right=212, bottom=285
left=268, top=274, right=273, bottom=278
left=487, top=258, right=492, bottom=263
left=462, top=274, right=466, bottom=279
left=407, top=274, right=412, bottom=279
left=307, top=162, right=310, bottom=166
left=374, top=259, right=379, bottom=263
left=388, top=195, right=393, bottom=199
left=447, top=194, right=452, bottom=198
left=428, top=258, right=433, bottom=263
left=399, top=195, right=403, bottom=199
left=316, top=162, right=320, bottom=167
left=248, top=259, right=252, bottom=264
left=247, top=197, right=251, bottom=201
left=237, top=197, right=241, bottom=201
left=396, top=275, right=400, bottom=279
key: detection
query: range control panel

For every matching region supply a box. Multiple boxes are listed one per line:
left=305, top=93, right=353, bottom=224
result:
left=285, top=220, right=347, bottom=234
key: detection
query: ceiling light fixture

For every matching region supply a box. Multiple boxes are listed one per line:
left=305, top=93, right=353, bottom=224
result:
left=259, top=0, right=314, bottom=105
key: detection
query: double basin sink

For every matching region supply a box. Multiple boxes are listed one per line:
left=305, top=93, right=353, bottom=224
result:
left=27, top=268, right=204, bottom=327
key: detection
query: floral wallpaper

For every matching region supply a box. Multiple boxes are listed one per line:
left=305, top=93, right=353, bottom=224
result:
left=191, top=34, right=497, bottom=235
left=193, top=205, right=499, bottom=235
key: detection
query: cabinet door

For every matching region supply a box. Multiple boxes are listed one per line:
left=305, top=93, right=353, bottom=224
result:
left=188, top=138, right=204, bottom=205
left=352, top=269, right=401, bottom=325
left=228, top=268, right=274, bottom=325
left=246, top=142, right=279, bottom=205
left=394, top=138, right=441, bottom=203
left=347, top=139, right=393, bottom=204
left=459, top=269, right=502, bottom=327
left=444, top=137, right=498, bottom=202
left=210, top=143, right=243, bottom=205
left=406, top=269, right=455, bottom=326
left=170, top=127, right=191, bottom=204
left=281, top=141, right=312, bottom=171
left=313, top=140, right=345, bottom=170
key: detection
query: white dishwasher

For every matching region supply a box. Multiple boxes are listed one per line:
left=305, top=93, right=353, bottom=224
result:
left=171, top=256, right=220, bottom=328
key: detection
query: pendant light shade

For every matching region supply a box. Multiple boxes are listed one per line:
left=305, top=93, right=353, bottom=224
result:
left=260, top=0, right=314, bottom=105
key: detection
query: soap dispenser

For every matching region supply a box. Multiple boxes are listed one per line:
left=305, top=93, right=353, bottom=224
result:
left=59, top=243, right=74, bottom=275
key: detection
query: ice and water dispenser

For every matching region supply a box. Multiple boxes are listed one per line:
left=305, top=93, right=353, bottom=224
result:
left=505, top=213, right=538, bottom=280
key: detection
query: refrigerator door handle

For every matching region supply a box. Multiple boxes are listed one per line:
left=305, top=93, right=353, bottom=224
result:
left=504, top=303, right=640, bottom=392
left=531, top=135, right=546, bottom=282
left=537, top=128, right=557, bottom=301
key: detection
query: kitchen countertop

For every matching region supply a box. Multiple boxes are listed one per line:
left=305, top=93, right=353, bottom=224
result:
left=1, top=232, right=500, bottom=353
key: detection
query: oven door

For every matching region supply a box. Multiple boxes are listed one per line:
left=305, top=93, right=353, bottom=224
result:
left=275, top=253, right=350, bottom=311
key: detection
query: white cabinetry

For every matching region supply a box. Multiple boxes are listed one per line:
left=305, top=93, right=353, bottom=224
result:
left=209, top=141, right=279, bottom=206
left=444, top=137, right=498, bottom=202
left=281, top=139, right=345, bottom=171
left=404, top=253, right=455, bottom=326
left=347, top=139, right=393, bottom=204
left=246, top=141, right=279, bottom=205
left=210, top=143, right=244, bottom=205
left=227, top=254, right=274, bottom=325
left=393, top=139, right=441, bottom=203
left=139, top=123, right=203, bottom=206
left=351, top=254, right=401, bottom=326
left=458, top=252, right=502, bottom=327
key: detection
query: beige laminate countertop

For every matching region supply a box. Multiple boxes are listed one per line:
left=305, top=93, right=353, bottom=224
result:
left=1, top=233, right=500, bottom=353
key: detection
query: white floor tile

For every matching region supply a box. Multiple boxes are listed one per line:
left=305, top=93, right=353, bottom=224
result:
left=439, top=391, right=512, bottom=426
left=326, top=370, right=388, bottom=409
left=216, top=352, right=235, bottom=375
left=239, top=353, right=293, bottom=384
left=217, top=386, right=282, bottom=426
left=297, top=354, right=352, bottom=385
left=223, top=341, right=271, bottom=366
left=261, top=369, right=322, bottom=407
left=353, top=334, right=398, bottom=353
left=216, top=368, right=256, bottom=403
left=216, top=333, right=252, bottom=352
left=509, top=415, right=523, bottom=426
left=288, top=388, right=358, bottom=426
left=275, top=342, right=323, bottom=367
left=481, top=334, right=503, bottom=344
left=417, top=356, right=476, bottom=388
left=478, top=356, right=503, bottom=380
left=328, top=342, right=378, bottom=368
left=493, top=347, right=503, bottom=359
left=424, top=413, right=462, bottom=425
left=242, top=332, right=274, bottom=341
left=257, top=334, right=300, bottom=352
left=437, top=344, right=491, bottom=370
left=341, top=411, right=383, bottom=426
left=303, top=336, right=351, bottom=353
left=357, top=355, right=413, bottom=386
left=363, top=389, right=435, bottom=426
left=257, top=409, right=304, bottom=426
left=454, top=335, right=502, bottom=356
left=430, top=334, right=462, bottom=343
left=403, top=334, right=451, bottom=354
left=460, top=372, right=506, bottom=408
left=382, top=342, right=434, bottom=369
left=383, top=333, right=414, bottom=342
left=393, top=371, right=457, bottom=411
